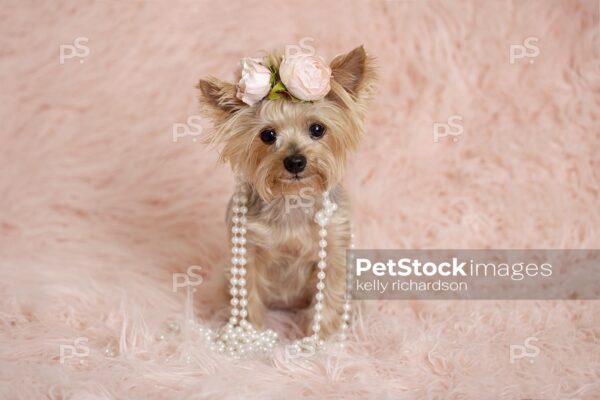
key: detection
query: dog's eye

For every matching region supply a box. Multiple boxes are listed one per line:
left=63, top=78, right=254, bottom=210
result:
left=260, top=129, right=277, bottom=144
left=309, top=123, right=326, bottom=139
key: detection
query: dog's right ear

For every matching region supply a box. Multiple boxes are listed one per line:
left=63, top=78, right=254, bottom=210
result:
left=197, top=77, right=246, bottom=122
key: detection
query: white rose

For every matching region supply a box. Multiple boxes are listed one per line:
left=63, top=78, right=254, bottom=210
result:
left=236, top=58, right=272, bottom=106
left=279, top=55, right=331, bottom=101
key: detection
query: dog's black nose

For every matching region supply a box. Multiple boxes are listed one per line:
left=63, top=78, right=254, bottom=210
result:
left=283, top=154, right=307, bottom=174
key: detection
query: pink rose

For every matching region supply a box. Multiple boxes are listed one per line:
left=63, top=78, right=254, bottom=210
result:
left=236, top=58, right=271, bottom=106
left=279, top=55, right=331, bottom=101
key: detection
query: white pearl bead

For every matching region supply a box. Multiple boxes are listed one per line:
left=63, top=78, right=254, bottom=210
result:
left=317, top=271, right=325, bottom=280
left=318, top=250, right=326, bottom=258
left=238, top=257, right=247, bottom=265
left=315, top=303, right=323, bottom=311
left=316, top=293, right=324, bottom=301
left=319, top=240, right=327, bottom=248
left=318, top=261, right=326, bottom=269
left=319, top=229, right=327, bottom=237
left=238, top=267, right=246, bottom=276
left=317, top=282, right=325, bottom=290
left=312, top=324, right=320, bottom=332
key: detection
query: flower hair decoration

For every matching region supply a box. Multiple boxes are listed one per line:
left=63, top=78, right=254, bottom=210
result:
left=236, top=54, right=332, bottom=106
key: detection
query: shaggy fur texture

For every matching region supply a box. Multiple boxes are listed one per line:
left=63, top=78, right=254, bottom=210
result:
left=1, top=0, right=599, bottom=399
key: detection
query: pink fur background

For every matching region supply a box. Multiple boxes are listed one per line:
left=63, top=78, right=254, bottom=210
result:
left=1, top=0, right=599, bottom=398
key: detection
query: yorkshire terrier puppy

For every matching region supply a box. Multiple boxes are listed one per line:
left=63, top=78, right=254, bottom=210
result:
left=198, top=46, right=375, bottom=337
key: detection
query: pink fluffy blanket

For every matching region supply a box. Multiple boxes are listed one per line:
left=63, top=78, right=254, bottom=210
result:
left=1, top=0, right=598, bottom=399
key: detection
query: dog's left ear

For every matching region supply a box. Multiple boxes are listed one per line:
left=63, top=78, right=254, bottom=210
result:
left=330, top=45, right=376, bottom=102
left=197, top=77, right=246, bottom=122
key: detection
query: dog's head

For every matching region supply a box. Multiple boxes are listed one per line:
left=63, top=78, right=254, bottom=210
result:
left=198, top=46, right=375, bottom=201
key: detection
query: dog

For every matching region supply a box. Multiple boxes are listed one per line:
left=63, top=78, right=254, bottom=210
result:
left=198, top=46, right=375, bottom=338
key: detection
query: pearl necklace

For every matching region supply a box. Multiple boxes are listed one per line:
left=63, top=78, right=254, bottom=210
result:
left=205, top=179, right=352, bottom=359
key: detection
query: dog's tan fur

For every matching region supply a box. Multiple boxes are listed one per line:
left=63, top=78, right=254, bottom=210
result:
left=198, top=46, right=375, bottom=337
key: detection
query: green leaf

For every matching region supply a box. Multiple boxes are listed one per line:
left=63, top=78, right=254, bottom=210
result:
left=271, top=81, right=287, bottom=93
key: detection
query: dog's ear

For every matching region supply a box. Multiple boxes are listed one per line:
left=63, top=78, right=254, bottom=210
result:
left=197, top=77, right=246, bottom=121
left=330, top=45, right=376, bottom=102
